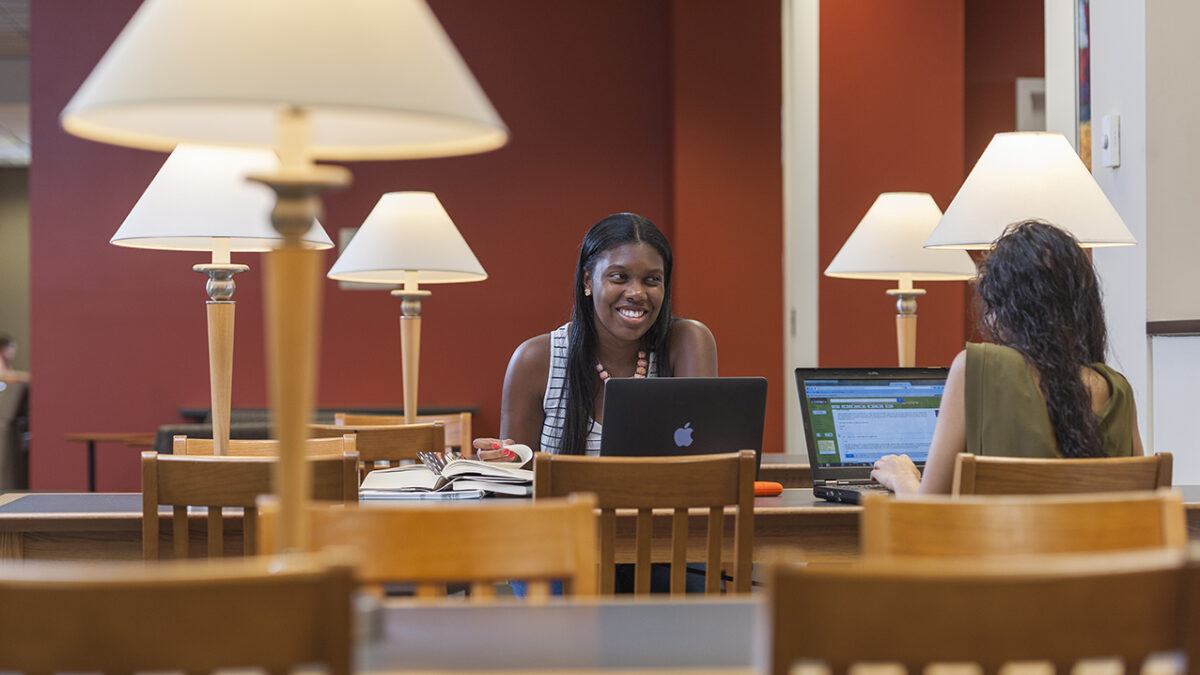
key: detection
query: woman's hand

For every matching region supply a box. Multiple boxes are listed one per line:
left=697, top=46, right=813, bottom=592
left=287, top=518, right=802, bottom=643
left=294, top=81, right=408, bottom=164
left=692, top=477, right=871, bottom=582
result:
left=871, top=454, right=922, bottom=496
left=471, top=438, right=522, bottom=462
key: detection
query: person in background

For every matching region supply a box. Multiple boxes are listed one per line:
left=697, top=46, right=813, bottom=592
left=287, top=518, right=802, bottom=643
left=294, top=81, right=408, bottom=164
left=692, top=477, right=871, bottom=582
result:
left=871, top=220, right=1143, bottom=496
left=0, top=335, right=28, bottom=382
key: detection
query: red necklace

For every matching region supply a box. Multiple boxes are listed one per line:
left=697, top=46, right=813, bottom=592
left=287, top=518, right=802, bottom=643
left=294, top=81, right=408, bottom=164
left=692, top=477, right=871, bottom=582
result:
left=596, top=350, right=648, bottom=382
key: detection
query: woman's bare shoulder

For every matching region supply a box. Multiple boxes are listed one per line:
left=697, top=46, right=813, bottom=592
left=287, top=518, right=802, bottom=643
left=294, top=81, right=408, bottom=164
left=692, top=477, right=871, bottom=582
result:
left=506, top=333, right=552, bottom=385
left=668, top=317, right=715, bottom=349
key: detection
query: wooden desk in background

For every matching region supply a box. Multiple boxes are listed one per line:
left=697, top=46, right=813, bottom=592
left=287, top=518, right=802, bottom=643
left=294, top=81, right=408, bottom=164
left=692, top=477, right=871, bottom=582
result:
left=759, top=454, right=811, bottom=487
left=4, top=487, right=1200, bottom=563
left=64, top=432, right=157, bottom=492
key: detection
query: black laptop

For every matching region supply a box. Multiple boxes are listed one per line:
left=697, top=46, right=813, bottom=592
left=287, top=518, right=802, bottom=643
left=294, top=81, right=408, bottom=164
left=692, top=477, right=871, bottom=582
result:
left=600, top=377, right=767, bottom=475
left=795, top=368, right=947, bottom=504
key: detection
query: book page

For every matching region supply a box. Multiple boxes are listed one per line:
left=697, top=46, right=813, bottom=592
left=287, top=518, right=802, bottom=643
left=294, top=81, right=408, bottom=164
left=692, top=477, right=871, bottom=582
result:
left=359, top=464, right=441, bottom=492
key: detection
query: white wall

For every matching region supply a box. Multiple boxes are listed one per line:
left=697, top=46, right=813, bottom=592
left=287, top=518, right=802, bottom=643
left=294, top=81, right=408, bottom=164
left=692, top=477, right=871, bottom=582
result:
left=1151, top=336, right=1200, bottom=482
left=782, top=0, right=820, bottom=454
left=1086, top=0, right=1200, bottom=482
left=1088, top=0, right=1149, bottom=442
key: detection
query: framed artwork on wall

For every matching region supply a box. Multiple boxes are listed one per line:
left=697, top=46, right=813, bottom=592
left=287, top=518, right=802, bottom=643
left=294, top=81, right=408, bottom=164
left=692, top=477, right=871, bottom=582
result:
left=1076, top=0, right=1091, bottom=170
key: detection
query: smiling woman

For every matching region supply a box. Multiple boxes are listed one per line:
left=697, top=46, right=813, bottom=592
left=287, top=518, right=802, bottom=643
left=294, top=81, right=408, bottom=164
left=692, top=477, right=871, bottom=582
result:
left=473, top=213, right=717, bottom=458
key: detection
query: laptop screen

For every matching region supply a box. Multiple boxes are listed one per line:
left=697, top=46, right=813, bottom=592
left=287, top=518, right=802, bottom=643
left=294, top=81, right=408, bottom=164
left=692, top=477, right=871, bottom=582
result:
left=801, top=377, right=946, bottom=469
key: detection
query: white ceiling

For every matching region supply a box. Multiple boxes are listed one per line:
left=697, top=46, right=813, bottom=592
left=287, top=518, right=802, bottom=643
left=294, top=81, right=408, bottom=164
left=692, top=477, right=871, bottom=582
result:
left=0, top=0, right=30, bottom=166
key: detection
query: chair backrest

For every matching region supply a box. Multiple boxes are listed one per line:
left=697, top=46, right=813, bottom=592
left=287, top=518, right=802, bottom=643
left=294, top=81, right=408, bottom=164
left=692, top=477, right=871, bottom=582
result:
left=953, top=451, right=1173, bottom=495
left=258, top=494, right=598, bottom=600
left=533, top=450, right=755, bottom=595
left=310, top=422, right=444, bottom=478
left=334, top=411, right=471, bottom=451
left=173, top=434, right=356, bottom=456
left=862, top=489, right=1187, bottom=558
left=0, top=554, right=353, bottom=675
left=141, top=451, right=359, bottom=560
left=767, top=548, right=1200, bottom=675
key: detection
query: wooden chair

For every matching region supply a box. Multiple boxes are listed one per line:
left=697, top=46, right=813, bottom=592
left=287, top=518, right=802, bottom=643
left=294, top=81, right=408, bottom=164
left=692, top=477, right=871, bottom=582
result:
left=173, top=434, right=356, bottom=456
left=258, top=494, right=597, bottom=600
left=953, top=451, right=1173, bottom=495
left=533, top=450, right=755, bottom=595
left=0, top=554, right=353, bottom=675
left=766, top=547, right=1200, bottom=675
left=141, top=451, right=359, bottom=560
left=334, top=411, right=471, bottom=453
left=310, top=422, right=444, bottom=478
left=862, top=489, right=1187, bottom=558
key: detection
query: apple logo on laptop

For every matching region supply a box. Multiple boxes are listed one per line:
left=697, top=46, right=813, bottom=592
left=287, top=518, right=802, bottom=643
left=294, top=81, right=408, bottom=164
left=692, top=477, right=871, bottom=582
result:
left=674, top=422, right=694, bottom=448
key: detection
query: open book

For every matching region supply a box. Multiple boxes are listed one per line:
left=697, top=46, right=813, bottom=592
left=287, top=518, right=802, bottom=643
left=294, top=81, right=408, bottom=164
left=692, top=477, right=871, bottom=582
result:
left=359, top=444, right=534, bottom=500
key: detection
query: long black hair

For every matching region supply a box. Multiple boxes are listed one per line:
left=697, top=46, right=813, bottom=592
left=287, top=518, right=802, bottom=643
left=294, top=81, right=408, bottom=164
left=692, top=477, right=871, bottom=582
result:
left=560, top=213, right=674, bottom=455
left=975, top=220, right=1108, bottom=457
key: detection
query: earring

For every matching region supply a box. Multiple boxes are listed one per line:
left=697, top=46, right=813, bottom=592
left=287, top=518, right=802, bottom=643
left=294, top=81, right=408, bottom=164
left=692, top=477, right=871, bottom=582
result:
left=584, top=288, right=592, bottom=296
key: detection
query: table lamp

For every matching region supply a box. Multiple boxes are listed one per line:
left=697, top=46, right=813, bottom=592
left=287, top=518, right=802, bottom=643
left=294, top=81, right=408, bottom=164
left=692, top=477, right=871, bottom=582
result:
left=328, top=192, right=486, bottom=424
left=925, top=132, right=1136, bottom=249
left=111, top=144, right=333, bottom=456
left=826, top=192, right=976, bottom=367
left=60, top=0, right=508, bottom=551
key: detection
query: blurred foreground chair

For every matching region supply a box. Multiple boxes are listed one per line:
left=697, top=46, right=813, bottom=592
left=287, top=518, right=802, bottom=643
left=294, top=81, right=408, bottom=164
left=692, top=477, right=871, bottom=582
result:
left=0, top=554, right=353, bottom=675
left=953, top=452, right=1172, bottom=495
left=767, top=548, right=1200, bottom=675
left=862, top=489, right=1187, bottom=558
left=534, top=450, right=755, bottom=595
left=311, top=422, right=444, bottom=479
left=173, top=434, right=356, bottom=456
left=259, top=494, right=597, bottom=600
left=142, top=451, right=359, bottom=559
left=335, top=411, right=471, bottom=453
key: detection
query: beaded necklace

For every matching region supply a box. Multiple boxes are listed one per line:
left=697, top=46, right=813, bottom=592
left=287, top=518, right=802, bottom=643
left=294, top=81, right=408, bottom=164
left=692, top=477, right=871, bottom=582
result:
left=595, top=350, right=648, bottom=382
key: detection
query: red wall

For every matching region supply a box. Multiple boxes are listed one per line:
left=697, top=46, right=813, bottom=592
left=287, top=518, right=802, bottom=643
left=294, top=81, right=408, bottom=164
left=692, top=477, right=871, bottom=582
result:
left=965, top=0, right=1046, bottom=173
left=671, top=1, right=784, bottom=453
left=819, top=1, right=969, bottom=368
left=30, top=0, right=674, bottom=489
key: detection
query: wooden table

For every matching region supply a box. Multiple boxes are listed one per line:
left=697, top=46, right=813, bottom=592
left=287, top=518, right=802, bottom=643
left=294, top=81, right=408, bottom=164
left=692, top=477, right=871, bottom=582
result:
left=64, top=432, right=156, bottom=492
left=4, top=487, right=1200, bottom=563
left=759, top=453, right=810, bottom=488
left=360, top=596, right=760, bottom=673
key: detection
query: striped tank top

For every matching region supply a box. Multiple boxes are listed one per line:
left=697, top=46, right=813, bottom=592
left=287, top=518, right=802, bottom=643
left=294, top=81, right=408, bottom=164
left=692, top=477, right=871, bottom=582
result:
left=540, top=323, right=659, bottom=455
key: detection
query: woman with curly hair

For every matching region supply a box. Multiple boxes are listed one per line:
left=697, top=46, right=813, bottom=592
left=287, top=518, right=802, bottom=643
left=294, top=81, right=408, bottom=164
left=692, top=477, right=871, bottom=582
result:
left=871, top=220, right=1143, bottom=495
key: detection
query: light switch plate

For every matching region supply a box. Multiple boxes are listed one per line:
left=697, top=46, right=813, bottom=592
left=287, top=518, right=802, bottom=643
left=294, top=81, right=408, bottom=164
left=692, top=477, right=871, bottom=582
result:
left=1100, top=114, right=1121, bottom=167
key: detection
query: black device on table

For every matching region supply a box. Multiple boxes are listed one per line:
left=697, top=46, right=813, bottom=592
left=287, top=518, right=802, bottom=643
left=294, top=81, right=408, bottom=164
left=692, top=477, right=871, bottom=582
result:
left=599, top=376, right=768, bottom=477
left=795, top=367, right=948, bottom=504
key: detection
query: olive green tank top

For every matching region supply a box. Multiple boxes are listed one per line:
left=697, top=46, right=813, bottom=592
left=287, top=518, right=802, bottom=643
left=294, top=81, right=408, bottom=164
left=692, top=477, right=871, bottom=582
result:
left=964, top=342, right=1135, bottom=458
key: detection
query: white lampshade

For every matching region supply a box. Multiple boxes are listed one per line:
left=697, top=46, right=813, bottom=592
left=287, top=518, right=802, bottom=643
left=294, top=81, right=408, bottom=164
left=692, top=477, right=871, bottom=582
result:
left=111, top=145, right=333, bottom=252
left=328, top=192, right=486, bottom=285
left=61, top=0, right=508, bottom=160
left=826, top=192, right=976, bottom=282
left=925, top=132, right=1136, bottom=249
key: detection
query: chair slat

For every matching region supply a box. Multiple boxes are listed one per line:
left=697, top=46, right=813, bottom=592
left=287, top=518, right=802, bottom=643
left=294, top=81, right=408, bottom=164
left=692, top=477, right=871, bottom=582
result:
left=635, top=508, right=652, bottom=595
left=470, top=582, right=496, bottom=600
left=526, top=580, right=551, bottom=602
left=670, top=507, right=688, bottom=595
left=243, top=505, right=258, bottom=557
left=599, top=508, right=616, bottom=595
left=417, top=582, right=445, bottom=599
left=705, top=506, right=723, bottom=593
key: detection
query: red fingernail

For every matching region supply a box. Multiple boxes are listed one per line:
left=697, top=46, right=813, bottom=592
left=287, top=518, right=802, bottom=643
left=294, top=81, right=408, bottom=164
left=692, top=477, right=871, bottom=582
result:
left=491, top=441, right=500, bottom=449
left=503, top=449, right=516, bottom=459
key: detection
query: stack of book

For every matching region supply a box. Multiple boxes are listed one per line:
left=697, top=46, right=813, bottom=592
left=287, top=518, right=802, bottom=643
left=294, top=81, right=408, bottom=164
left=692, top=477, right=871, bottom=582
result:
left=359, top=444, right=534, bottom=500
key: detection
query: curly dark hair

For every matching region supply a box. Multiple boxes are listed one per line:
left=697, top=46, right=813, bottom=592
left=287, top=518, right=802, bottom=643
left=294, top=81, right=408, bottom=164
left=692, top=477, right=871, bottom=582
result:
left=975, top=220, right=1108, bottom=457
left=561, top=213, right=674, bottom=455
